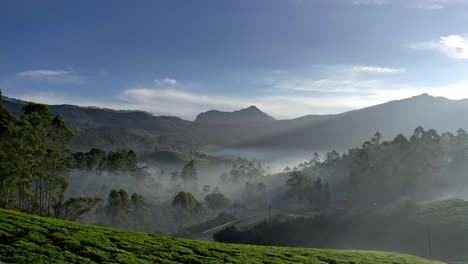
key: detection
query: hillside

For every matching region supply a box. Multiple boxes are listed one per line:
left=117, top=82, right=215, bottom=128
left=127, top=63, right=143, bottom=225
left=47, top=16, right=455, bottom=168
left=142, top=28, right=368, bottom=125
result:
left=415, top=198, right=468, bottom=228
left=0, top=209, right=441, bottom=264
left=2, top=97, right=201, bottom=152
left=195, top=105, right=275, bottom=124
left=6, top=94, right=468, bottom=153
left=233, top=94, right=468, bottom=151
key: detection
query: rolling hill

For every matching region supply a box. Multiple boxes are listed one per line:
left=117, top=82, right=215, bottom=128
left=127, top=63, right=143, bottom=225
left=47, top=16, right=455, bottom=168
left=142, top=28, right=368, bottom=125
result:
left=5, top=93, right=468, bottom=154
left=232, top=94, right=468, bottom=151
left=0, top=209, right=442, bottom=264
left=195, top=105, right=275, bottom=124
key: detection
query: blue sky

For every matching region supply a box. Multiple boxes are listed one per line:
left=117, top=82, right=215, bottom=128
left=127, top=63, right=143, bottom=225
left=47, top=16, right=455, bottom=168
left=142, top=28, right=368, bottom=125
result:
left=2, top=0, right=468, bottom=120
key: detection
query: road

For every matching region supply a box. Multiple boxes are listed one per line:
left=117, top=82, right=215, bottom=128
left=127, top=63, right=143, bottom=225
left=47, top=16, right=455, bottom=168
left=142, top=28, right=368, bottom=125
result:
left=197, top=210, right=280, bottom=241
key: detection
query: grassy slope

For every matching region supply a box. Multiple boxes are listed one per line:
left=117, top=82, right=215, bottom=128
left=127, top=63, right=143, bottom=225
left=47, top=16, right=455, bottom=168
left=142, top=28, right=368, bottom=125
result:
left=0, top=210, right=442, bottom=264
left=415, top=198, right=468, bottom=227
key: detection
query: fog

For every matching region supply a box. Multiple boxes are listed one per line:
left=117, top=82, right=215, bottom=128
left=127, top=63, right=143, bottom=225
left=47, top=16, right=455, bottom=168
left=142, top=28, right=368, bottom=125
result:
left=61, top=128, right=468, bottom=263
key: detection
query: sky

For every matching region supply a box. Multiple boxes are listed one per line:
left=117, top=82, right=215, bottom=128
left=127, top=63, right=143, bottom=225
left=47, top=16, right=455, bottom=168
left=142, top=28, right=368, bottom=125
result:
left=2, top=0, right=468, bottom=120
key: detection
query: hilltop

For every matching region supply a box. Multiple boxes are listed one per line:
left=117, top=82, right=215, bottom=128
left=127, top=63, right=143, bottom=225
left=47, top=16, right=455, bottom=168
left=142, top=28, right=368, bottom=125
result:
left=0, top=209, right=441, bottom=264
left=195, top=105, right=275, bottom=124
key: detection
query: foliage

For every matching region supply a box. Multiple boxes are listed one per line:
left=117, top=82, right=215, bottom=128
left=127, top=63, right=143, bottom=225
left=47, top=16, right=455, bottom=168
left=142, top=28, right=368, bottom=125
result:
left=205, top=192, right=231, bottom=211
left=285, top=128, right=468, bottom=209
left=55, top=196, right=103, bottom=221
left=286, top=171, right=311, bottom=203
left=220, top=158, right=266, bottom=183
left=214, top=198, right=468, bottom=262
left=172, top=191, right=205, bottom=229
left=174, top=212, right=237, bottom=239
left=178, top=160, right=199, bottom=193
left=72, top=148, right=148, bottom=179
left=71, top=148, right=107, bottom=170
left=106, top=189, right=131, bottom=228
left=0, top=91, right=76, bottom=217
left=172, top=192, right=200, bottom=212
left=181, top=160, right=198, bottom=181
left=0, top=209, right=441, bottom=264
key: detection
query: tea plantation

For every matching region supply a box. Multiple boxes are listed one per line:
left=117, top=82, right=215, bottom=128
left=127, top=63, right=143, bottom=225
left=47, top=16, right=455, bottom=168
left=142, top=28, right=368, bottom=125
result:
left=0, top=209, right=442, bottom=264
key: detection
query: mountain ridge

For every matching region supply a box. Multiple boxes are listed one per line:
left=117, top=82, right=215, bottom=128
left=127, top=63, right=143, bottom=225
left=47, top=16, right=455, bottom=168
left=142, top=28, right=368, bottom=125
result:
left=4, top=93, right=468, bottom=153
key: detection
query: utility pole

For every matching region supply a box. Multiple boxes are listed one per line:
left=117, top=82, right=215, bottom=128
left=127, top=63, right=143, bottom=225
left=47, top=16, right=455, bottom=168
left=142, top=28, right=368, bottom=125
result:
left=268, top=204, right=271, bottom=220
left=427, top=224, right=432, bottom=260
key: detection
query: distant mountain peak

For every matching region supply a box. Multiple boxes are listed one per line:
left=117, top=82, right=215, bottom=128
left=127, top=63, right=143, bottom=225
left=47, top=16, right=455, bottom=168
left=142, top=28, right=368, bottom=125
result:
left=246, top=105, right=260, bottom=110
left=411, top=93, right=433, bottom=99
left=195, top=105, right=275, bottom=124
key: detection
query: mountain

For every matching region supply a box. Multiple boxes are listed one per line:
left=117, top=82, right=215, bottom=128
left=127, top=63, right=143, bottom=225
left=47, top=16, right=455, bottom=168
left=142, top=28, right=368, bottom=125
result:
left=4, top=93, right=468, bottom=154
left=233, top=93, right=468, bottom=151
left=195, top=105, right=275, bottom=124
left=2, top=97, right=200, bottom=152
left=0, top=209, right=441, bottom=264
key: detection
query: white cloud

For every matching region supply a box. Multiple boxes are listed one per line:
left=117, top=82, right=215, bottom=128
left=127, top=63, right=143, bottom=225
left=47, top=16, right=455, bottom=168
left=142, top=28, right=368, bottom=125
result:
left=18, top=69, right=84, bottom=83
left=352, top=0, right=389, bottom=6
left=411, top=34, right=468, bottom=59
left=267, top=78, right=381, bottom=93
left=351, top=0, right=467, bottom=9
left=352, top=66, right=406, bottom=74
left=19, top=69, right=68, bottom=77
left=10, top=79, right=468, bottom=121
left=9, top=63, right=468, bottom=120
left=266, top=64, right=405, bottom=93
left=154, top=77, right=178, bottom=86
left=439, top=35, right=468, bottom=59
left=413, top=0, right=468, bottom=10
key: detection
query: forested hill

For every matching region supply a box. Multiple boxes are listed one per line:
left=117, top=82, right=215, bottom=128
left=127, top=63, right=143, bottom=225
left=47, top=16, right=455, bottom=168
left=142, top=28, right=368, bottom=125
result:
left=0, top=209, right=441, bottom=264
left=195, top=105, right=275, bottom=124
left=2, top=96, right=199, bottom=152
left=4, top=94, right=468, bottom=152
left=233, top=94, right=468, bottom=150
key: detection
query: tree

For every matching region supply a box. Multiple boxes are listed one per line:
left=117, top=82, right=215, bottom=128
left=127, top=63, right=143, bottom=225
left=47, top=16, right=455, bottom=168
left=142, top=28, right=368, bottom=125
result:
left=181, top=160, right=198, bottom=181
left=106, top=189, right=131, bottom=227
left=130, top=192, right=147, bottom=230
left=221, top=159, right=266, bottom=183
left=172, top=191, right=199, bottom=211
left=286, top=171, right=311, bottom=203
left=322, top=181, right=331, bottom=208
left=213, top=226, right=243, bottom=243
left=17, top=103, right=73, bottom=216
left=202, top=185, right=211, bottom=194
left=131, top=192, right=145, bottom=209
left=307, top=178, right=323, bottom=207
left=205, top=192, right=231, bottom=211
left=371, top=132, right=383, bottom=145
left=55, top=196, right=102, bottom=221
left=180, top=160, right=198, bottom=192
left=172, top=191, right=204, bottom=228
left=0, top=89, right=20, bottom=208
left=71, top=148, right=107, bottom=170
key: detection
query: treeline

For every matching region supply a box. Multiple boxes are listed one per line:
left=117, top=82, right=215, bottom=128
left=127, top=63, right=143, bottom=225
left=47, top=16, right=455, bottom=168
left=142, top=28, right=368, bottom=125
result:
left=0, top=90, right=74, bottom=216
left=97, top=187, right=230, bottom=232
left=213, top=207, right=430, bottom=254
left=71, top=148, right=148, bottom=178
left=0, top=90, right=108, bottom=220
left=284, top=127, right=468, bottom=209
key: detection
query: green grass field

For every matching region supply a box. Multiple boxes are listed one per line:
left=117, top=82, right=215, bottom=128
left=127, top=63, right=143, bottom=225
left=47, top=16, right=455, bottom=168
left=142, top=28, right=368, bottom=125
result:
left=0, top=209, right=443, bottom=264
left=415, top=198, right=468, bottom=228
